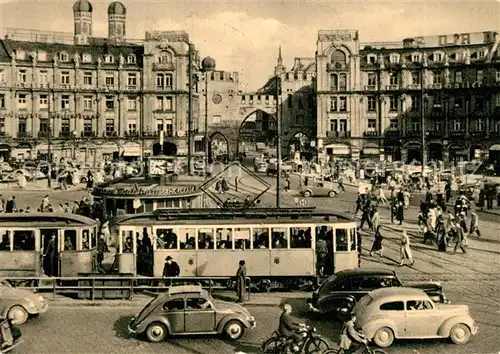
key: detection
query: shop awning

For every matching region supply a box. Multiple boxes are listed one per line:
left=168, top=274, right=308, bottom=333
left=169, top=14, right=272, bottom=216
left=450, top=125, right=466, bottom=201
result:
left=122, top=143, right=141, bottom=157
left=100, top=143, right=119, bottom=154
left=325, top=144, right=350, bottom=155
left=37, top=143, right=49, bottom=153
left=0, top=144, right=11, bottom=152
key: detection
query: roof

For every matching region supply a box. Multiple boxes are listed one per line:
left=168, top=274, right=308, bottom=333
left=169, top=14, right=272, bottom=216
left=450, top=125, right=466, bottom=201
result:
left=108, top=1, right=126, bottom=15
left=369, top=287, right=427, bottom=301
left=336, top=268, right=396, bottom=277
left=0, top=213, right=98, bottom=227
left=73, top=0, right=93, bottom=13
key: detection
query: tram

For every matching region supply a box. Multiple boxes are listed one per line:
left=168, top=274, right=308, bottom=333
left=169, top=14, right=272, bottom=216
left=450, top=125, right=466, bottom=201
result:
left=0, top=213, right=99, bottom=278
left=116, top=208, right=358, bottom=290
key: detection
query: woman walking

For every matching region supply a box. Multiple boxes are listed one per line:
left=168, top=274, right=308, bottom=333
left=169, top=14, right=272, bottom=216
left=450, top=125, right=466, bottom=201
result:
left=370, top=225, right=384, bottom=257
left=400, top=230, right=414, bottom=266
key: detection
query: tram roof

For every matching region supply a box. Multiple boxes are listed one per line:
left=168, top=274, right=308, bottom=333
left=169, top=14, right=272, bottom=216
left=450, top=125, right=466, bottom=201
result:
left=0, top=213, right=98, bottom=227
left=117, top=208, right=355, bottom=226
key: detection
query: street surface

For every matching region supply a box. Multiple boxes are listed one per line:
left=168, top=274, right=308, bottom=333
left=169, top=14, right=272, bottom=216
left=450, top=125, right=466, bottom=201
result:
left=6, top=170, right=500, bottom=353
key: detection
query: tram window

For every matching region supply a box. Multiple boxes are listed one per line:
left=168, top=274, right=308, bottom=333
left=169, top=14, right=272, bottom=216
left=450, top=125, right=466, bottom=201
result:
left=198, top=228, right=214, bottom=249
left=316, top=226, right=333, bottom=242
left=290, top=227, right=312, bottom=248
left=234, top=228, right=251, bottom=250
left=145, top=200, right=154, bottom=212
left=216, top=228, right=232, bottom=249
left=271, top=227, right=287, bottom=249
left=82, top=230, right=90, bottom=250
left=253, top=228, right=269, bottom=249
left=13, top=231, right=35, bottom=251
left=0, top=231, right=12, bottom=251
left=350, top=229, right=357, bottom=251
left=172, top=199, right=180, bottom=208
left=335, top=229, right=348, bottom=252
left=156, top=229, right=178, bottom=249
left=179, top=228, right=196, bottom=250
left=91, top=228, right=97, bottom=249
left=121, top=231, right=133, bottom=253
left=63, top=230, right=77, bottom=251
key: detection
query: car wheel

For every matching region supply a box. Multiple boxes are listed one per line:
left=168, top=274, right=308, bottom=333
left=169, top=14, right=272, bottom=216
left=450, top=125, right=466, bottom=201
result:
left=373, top=327, right=395, bottom=348
left=8, top=305, right=29, bottom=325
left=328, top=190, right=336, bottom=197
left=224, top=320, right=245, bottom=340
left=450, top=323, right=471, bottom=345
left=304, top=190, right=312, bottom=197
left=145, top=322, right=168, bottom=343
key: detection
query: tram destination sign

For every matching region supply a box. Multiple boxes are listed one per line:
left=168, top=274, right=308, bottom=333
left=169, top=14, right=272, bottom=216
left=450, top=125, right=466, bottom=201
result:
left=96, top=184, right=198, bottom=196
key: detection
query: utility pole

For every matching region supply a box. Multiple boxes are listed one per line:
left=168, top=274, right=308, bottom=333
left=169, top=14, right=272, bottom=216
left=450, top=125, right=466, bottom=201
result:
left=275, top=74, right=282, bottom=208
left=421, top=69, right=426, bottom=175
left=47, top=95, right=53, bottom=188
left=187, top=43, right=193, bottom=175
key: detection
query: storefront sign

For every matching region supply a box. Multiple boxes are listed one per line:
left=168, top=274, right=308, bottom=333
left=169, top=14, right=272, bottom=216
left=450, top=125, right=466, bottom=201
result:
left=97, top=184, right=197, bottom=196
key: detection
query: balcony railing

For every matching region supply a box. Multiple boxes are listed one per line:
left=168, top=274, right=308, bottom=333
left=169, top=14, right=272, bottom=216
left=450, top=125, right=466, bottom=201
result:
left=327, top=131, right=350, bottom=138
left=37, top=131, right=51, bottom=138
left=125, top=131, right=140, bottom=138
left=327, top=62, right=347, bottom=71
left=386, top=85, right=398, bottom=90
left=364, top=85, right=377, bottom=91
left=17, top=131, right=31, bottom=138
left=363, top=131, right=379, bottom=137
left=407, top=84, right=421, bottom=90
left=384, top=131, right=400, bottom=138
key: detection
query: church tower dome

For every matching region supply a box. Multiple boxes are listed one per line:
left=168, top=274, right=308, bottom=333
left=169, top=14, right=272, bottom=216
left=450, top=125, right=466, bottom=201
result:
left=73, top=0, right=93, bottom=45
left=108, top=1, right=126, bottom=41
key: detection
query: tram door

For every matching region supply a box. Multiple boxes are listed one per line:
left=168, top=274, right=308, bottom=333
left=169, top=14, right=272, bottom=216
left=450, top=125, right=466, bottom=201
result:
left=40, top=229, right=60, bottom=277
left=315, top=226, right=334, bottom=276
left=59, top=229, right=79, bottom=277
left=117, top=228, right=136, bottom=275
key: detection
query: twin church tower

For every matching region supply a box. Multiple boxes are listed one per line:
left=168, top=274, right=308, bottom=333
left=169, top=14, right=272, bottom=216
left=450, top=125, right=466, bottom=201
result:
left=73, top=0, right=127, bottom=44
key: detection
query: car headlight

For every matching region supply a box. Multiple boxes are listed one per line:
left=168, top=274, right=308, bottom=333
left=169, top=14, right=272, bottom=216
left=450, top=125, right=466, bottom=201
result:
left=24, top=298, right=35, bottom=307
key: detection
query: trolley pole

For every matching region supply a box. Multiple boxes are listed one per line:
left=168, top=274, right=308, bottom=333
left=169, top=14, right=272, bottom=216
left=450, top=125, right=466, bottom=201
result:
left=275, top=75, right=282, bottom=208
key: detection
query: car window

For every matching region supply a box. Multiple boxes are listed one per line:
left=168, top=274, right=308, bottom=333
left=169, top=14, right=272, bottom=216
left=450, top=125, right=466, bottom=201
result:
left=186, top=297, right=212, bottom=310
left=163, top=299, right=185, bottom=311
left=407, top=300, right=433, bottom=311
left=379, top=277, right=400, bottom=288
left=350, top=277, right=362, bottom=291
left=361, top=277, right=384, bottom=290
left=331, top=278, right=350, bottom=291
left=379, top=301, right=404, bottom=311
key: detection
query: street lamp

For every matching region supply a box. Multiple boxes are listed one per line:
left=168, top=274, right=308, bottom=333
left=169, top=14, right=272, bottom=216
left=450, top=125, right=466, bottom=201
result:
left=201, top=56, right=216, bottom=178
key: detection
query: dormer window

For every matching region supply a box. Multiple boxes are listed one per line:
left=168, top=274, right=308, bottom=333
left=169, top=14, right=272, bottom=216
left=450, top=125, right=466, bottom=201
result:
left=158, top=51, right=172, bottom=64
left=389, top=54, right=400, bottom=64
left=104, top=55, right=114, bottom=64
left=477, top=50, right=485, bottom=59
left=37, top=51, right=47, bottom=61
left=82, top=53, right=92, bottom=63
left=433, top=52, right=444, bottom=62
left=411, top=53, right=421, bottom=63
left=59, top=52, right=69, bottom=62
left=127, top=55, right=136, bottom=64
left=15, top=50, right=26, bottom=60
left=366, top=54, right=377, bottom=64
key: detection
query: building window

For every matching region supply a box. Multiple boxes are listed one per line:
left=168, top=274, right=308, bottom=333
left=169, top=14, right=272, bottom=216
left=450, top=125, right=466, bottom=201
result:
left=104, top=55, right=114, bottom=64
left=339, top=74, right=347, bottom=91
left=61, top=71, right=70, bottom=85
left=474, top=119, right=484, bottom=131
left=330, top=50, right=346, bottom=64
left=461, top=34, right=470, bottom=45
left=105, top=96, right=114, bottom=110
left=330, top=97, right=337, bottom=111
left=165, top=119, right=173, bottom=136
left=454, top=97, right=464, bottom=109
left=39, top=70, right=48, bottom=85
left=411, top=96, right=421, bottom=111
left=330, top=74, right=338, bottom=91
left=128, top=123, right=137, bottom=133
left=156, top=119, right=163, bottom=132
left=155, top=96, right=173, bottom=111
left=339, top=119, right=347, bottom=132
left=106, top=119, right=115, bottom=135
left=60, top=119, right=70, bottom=135
left=389, top=96, right=398, bottom=111
left=438, top=35, right=447, bottom=46
left=455, top=71, right=463, bottom=83
left=156, top=73, right=172, bottom=89
left=37, top=51, right=47, bottom=61
left=434, top=52, right=443, bottom=62
left=127, top=55, right=136, bottom=64
left=367, top=55, right=377, bottom=64
left=329, top=120, right=337, bottom=132
left=367, top=72, right=376, bottom=86
left=475, top=97, right=484, bottom=111
left=367, top=119, right=377, bottom=130
left=411, top=120, right=420, bottom=132
left=15, top=50, right=26, bottom=60
left=476, top=70, right=484, bottom=84
left=17, top=94, right=27, bottom=109
left=158, top=51, right=172, bottom=64
left=83, top=72, right=92, bottom=85
left=367, top=96, right=376, bottom=111
left=59, top=52, right=69, bottom=62
left=82, top=53, right=92, bottom=63
left=61, top=95, right=70, bottom=110
left=389, top=119, right=398, bottom=129
left=339, top=97, right=347, bottom=111
left=411, top=53, right=421, bottom=63
left=39, top=94, right=48, bottom=109
left=433, top=71, right=442, bottom=84
left=0, top=94, right=5, bottom=109
left=127, top=73, right=137, bottom=88
left=212, top=115, right=221, bottom=124
left=165, top=74, right=172, bottom=87
left=389, top=54, right=399, bottom=64
left=83, top=96, right=93, bottom=110
left=105, top=73, right=114, bottom=87
left=287, top=94, right=293, bottom=108
left=39, top=119, right=48, bottom=133
left=0, top=119, right=4, bottom=135
left=83, top=120, right=92, bottom=136
left=0, top=69, right=4, bottom=82
left=18, top=119, right=27, bottom=133
left=127, top=96, right=137, bottom=111
left=434, top=121, right=442, bottom=131
left=18, top=70, right=27, bottom=83
left=453, top=119, right=463, bottom=131
left=411, top=72, right=420, bottom=85
left=389, top=72, right=398, bottom=85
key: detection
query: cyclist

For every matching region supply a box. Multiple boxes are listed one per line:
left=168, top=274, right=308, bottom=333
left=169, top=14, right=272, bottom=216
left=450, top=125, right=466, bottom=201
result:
left=278, top=303, right=305, bottom=346
left=339, top=313, right=367, bottom=353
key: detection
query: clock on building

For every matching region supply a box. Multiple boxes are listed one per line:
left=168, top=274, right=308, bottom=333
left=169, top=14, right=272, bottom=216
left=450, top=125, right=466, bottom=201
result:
left=212, top=94, right=223, bottom=104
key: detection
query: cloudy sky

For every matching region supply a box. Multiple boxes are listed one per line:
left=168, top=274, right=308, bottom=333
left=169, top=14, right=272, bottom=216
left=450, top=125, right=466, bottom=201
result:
left=0, top=0, right=499, bottom=91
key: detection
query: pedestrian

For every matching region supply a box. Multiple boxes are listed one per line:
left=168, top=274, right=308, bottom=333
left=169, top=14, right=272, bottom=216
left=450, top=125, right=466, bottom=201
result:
left=43, top=234, right=58, bottom=276
left=399, top=230, right=414, bottom=266
left=453, top=222, right=467, bottom=254
left=355, top=193, right=363, bottom=215
left=337, top=175, right=346, bottom=192
left=101, top=219, right=111, bottom=245
left=40, top=195, right=52, bottom=212
left=436, top=214, right=447, bottom=252
left=235, top=260, right=247, bottom=303
left=86, top=170, right=94, bottom=189
left=356, top=228, right=362, bottom=267
left=0, top=194, right=5, bottom=213
left=162, top=256, right=180, bottom=286
left=234, top=176, right=239, bottom=192
left=370, top=207, right=380, bottom=233
left=445, top=180, right=452, bottom=203
left=5, top=196, right=16, bottom=213
left=403, top=189, right=411, bottom=209
left=97, top=234, right=109, bottom=269
left=359, top=201, right=372, bottom=230
left=469, top=210, right=481, bottom=238
left=316, top=237, right=328, bottom=276
left=370, top=225, right=384, bottom=257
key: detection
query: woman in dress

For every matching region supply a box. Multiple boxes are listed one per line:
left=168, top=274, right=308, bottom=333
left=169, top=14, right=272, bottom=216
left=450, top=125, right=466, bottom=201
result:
left=370, top=225, right=384, bottom=257
left=400, top=229, right=414, bottom=266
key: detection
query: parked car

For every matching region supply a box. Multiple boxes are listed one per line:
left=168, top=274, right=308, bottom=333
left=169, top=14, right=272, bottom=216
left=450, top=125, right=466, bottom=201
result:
left=0, top=280, right=48, bottom=325
left=128, top=285, right=256, bottom=342
left=307, top=269, right=447, bottom=320
left=353, top=287, right=477, bottom=348
left=300, top=180, right=339, bottom=198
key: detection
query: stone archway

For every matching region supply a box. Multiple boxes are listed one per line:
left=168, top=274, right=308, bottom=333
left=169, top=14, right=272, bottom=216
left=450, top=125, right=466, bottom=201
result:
left=428, top=142, right=443, bottom=162
left=0, top=143, right=12, bottom=161
left=237, top=109, right=277, bottom=155
left=209, top=132, right=229, bottom=163
left=447, top=143, right=467, bottom=164
left=152, top=142, right=178, bottom=156
left=469, top=142, right=487, bottom=161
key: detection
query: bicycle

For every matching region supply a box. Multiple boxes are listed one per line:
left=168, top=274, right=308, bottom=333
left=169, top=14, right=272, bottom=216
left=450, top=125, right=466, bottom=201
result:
left=261, top=325, right=330, bottom=354
left=320, top=340, right=387, bottom=354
